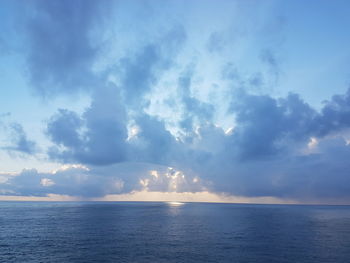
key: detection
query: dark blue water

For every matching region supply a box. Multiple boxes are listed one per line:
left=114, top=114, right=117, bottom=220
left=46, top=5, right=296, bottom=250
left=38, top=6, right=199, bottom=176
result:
left=0, top=202, right=350, bottom=262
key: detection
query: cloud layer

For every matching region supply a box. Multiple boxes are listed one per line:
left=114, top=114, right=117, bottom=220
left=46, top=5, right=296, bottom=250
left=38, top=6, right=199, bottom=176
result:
left=1, top=0, right=350, bottom=203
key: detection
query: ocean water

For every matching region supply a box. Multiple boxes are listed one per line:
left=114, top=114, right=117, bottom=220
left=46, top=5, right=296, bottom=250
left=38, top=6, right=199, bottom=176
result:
left=0, top=202, right=350, bottom=263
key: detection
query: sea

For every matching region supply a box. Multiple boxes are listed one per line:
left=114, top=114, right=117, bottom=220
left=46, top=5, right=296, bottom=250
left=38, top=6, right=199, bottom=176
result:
left=0, top=202, right=349, bottom=263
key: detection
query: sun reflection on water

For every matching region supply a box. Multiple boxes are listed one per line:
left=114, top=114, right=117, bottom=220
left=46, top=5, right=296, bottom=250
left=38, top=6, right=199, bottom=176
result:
left=166, top=201, right=185, bottom=207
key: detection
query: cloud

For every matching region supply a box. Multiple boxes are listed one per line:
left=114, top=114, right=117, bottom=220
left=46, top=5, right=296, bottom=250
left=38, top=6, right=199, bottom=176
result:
left=47, top=109, right=83, bottom=149
left=45, top=25, right=187, bottom=165
left=183, top=88, right=350, bottom=202
left=40, top=77, right=350, bottom=203
left=1, top=123, right=37, bottom=155
left=3, top=1, right=350, bottom=203
left=177, top=65, right=215, bottom=133
left=47, top=83, right=128, bottom=165
left=138, top=167, right=207, bottom=192
left=0, top=163, right=207, bottom=198
left=128, top=113, right=182, bottom=165
left=23, top=0, right=113, bottom=96
left=117, top=25, right=186, bottom=108
left=315, top=88, right=350, bottom=136
left=228, top=90, right=317, bottom=160
left=40, top=178, right=55, bottom=187
left=260, top=48, right=281, bottom=81
left=0, top=164, right=123, bottom=197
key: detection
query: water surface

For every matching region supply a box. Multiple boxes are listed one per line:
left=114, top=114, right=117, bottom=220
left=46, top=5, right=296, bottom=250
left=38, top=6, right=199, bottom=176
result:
left=0, top=202, right=349, bottom=262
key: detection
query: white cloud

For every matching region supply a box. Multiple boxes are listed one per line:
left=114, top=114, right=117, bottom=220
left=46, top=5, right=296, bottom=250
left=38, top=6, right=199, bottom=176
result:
left=51, top=164, right=90, bottom=174
left=40, top=178, right=55, bottom=187
left=138, top=167, right=207, bottom=193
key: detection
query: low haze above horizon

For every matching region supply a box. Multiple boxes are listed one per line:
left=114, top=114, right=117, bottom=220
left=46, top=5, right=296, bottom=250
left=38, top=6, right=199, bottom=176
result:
left=1, top=0, right=350, bottom=204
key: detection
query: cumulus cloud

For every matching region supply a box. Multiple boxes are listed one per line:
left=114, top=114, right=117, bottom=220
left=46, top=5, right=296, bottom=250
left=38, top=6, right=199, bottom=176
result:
left=228, top=90, right=317, bottom=160
left=315, top=89, right=350, bottom=136
left=116, top=25, right=186, bottom=108
left=47, top=83, right=128, bottom=165
left=23, top=0, right=113, bottom=96
left=3, top=0, right=350, bottom=204
left=1, top=123, right=37, bottom=155
left=45, top=25, right=187, bottom=165
left=0, top=164, right=123, bottom=197
left=138, top=167, right=207, bottom=193
left=40, top=72, right=350, bottom=203
left=0, top=163, right=207, bottom=198
left=185, top=89, right=350, bottom=202
left=177, top=65, right=215, bottom=133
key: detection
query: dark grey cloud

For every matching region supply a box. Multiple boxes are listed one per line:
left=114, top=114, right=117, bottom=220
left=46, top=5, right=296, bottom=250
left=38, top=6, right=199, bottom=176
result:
left=24, top=0, right=112, bottom=96
left=47, top=109, right=83, bottom=150
left=44, top=26, right=187, bottom=165
left=130, top=113, right=181, bottom=164
left=0, top=162, right=205, bottom=197
left=117, top=26, right=186, bottom=108
left=47, top=83, right=128, bottom=165
left=184, top=88, right=350, bottom=202
left=315, top=88, right=350, bottom=136
left=5, top=0, right=350, bottom=202
left=214, top=136, right=350, bottom=201
left=228, top=90, right=317, bottom=160
left=1, top=166, right=123, bottom=197
left=177, top=65, right=214, bottom=133
left=1, top=122, right=37, bottom=155
left=40, top=67, right=350, bottom=202
left=2, top=86, right=350, bottom=202
left=119, top=44, right=161, bottom=106
left=223, top=87, right=350, bottom=163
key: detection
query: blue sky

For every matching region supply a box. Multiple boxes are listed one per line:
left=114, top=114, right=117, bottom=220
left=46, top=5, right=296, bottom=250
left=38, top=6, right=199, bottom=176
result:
left=1, top=0, right=350, bottom=204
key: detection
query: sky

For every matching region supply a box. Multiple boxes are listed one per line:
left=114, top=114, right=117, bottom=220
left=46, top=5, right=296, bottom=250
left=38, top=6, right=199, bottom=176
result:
left=1, top=0, right=350, bottom=204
